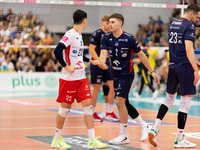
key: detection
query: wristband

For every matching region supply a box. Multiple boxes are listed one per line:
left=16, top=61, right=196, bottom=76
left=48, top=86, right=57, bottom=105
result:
left=150, top=71, right=154, bottom=74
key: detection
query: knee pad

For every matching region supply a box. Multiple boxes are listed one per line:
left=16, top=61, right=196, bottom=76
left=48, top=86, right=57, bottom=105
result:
left=162, top=93, right=177, bottom=108
left=103, top=85, right=109, bottom=96
left=179, top=96, right=191, bottom=113
left=84, top=105, right=94, bottom=115
left=58, top=107, right=70, bottom=118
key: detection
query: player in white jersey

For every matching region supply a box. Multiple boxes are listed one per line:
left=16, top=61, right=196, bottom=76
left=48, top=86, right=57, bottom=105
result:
left=51, top=9, right=107, bottom=149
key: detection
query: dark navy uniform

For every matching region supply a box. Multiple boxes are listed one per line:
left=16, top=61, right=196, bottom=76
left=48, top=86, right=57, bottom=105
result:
left=90, top=29, right=113, bottom=84
left=101, top=31, right=141, bottom=98
left=167, top=18, right=196, bottom=95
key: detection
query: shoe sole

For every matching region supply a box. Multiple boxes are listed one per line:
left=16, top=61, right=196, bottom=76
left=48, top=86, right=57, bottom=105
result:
left=174, top=145, right=196, bottom=148
left=105, top=116, right=119, bottom=122
left=148, top=132, right=157, bottom=147
left=94, top=119, right=103, bottom=122
left=51, top=146, right=71, bottom=149
left=109, top=139, right=130, bottom=145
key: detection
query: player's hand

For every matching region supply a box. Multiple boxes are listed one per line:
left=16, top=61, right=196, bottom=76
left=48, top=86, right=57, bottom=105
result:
left=194, top=70, right=199, bottom=86
left=196, top=62, right=200, bottom=70
left=89, top=59, right=99, bottom=65
left=101, top=64, right=109, bottom=70
left=64, top=65, right=75, bottom=73
left=98, top=58, right=106, bottom=69
left=151, top=72, right=160, bottom=85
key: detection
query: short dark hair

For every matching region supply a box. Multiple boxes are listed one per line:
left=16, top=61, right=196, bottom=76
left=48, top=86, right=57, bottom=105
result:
left=73, top=9, right=87, bottom=25
left=185, top=4, right=200, bottom=14
left=109, top=13, right=124, bottom=26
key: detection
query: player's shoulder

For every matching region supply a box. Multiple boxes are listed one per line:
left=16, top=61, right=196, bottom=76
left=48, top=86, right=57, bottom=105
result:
left=65, top=28, right=77, bottom=37
left=92, top=28, right=102, bottom=36
left=123, top=31, right=135, bottom=41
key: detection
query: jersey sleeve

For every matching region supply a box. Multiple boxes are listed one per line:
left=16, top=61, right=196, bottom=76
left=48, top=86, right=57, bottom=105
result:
left=130, top=36, right=141, bottom=53
left=90, top=31, right=99, bottom=45
left=100, top=34, right=108, bottom=50
left=59, top=31, right=72, bottom=47
left=184, top=23, right=195, bottom=42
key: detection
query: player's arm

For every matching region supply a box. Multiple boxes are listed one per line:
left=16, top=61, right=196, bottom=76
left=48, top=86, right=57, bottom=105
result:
left=136, top=50, right=160, bottom=85
left=185, top=40, right=199, bottom=86
left=83, top=55, right=99, bottom=65
left=89, top=44, right=99, bottom=60
left=54, top=42, right=75, bottom=73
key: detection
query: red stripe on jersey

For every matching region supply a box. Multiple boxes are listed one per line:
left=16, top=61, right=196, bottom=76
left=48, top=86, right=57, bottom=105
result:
left=65, top=46, right=71, bottom=65
left=130, top=49, right=133, bottom=73
left=92, top=46, right=97, bottom=60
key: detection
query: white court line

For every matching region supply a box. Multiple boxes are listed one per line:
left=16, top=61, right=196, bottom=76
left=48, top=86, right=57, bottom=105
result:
left=0, top=92, right=47, bottom=97
left=1, top=124, right=200, bottom=130
left=129, top=97, right=200, bottom=106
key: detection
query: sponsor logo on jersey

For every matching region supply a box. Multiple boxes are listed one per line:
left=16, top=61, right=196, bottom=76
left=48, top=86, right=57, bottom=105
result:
left=73, top=50, right=78, bottom=54
left=122, top=53, right=127, bottom=57
left=172, top=21, right=182, bottom=25
left=113, top=60, right=120, bottom=66
left=62, top=36, right=69, bottom=42
left=118, top=39, right=124, bottom=41
left=178, top=40, right=182, bottom=44
left=115, top=41, right=119, bottom=47
left=75, top=61, right=83, bottom=69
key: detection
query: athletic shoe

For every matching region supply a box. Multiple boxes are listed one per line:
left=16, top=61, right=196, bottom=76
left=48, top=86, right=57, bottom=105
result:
left=98, top=111, right=106, bottom=118
left=87, top=137, right=108, bottom=149
left=93, top=112, right=103, bottom=122
left=51, top=136, right=71, bottom=149
left=152, top=90, right=158, bottom=100
left=148, top=129, right=158, bottom=147
left=133, top=92, right=141, bottom=99
left=174, top=135, right=196, bottom=148
left=109, top=133, right=130, bottom=144
left=141, top=124, right=152, bottom=141
left=105, top=112, right=120, bottom=121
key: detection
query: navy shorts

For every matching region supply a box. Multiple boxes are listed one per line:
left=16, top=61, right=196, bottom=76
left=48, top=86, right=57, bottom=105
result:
left=90, top=64, right=113, bottom=84
left=114, top=75, right=134, bottom=99
left=166, top=63, right=196, bottom=95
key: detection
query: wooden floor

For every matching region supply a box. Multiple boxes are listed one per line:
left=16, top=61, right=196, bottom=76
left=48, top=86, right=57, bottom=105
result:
left=1, top=96, right=200, bottom=150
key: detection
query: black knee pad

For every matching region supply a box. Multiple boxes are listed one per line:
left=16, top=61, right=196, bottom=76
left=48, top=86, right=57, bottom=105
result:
left=102, top=85, right=109, bottom=96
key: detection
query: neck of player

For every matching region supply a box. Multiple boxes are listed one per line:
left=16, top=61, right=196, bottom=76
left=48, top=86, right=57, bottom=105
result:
left=73, top=25, right=84, bottom=35
left=113, top=29, right=123, bottom=38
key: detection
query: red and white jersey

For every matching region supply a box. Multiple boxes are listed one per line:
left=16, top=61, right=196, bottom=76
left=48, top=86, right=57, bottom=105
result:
left=59, top=28, right=86, bottom=81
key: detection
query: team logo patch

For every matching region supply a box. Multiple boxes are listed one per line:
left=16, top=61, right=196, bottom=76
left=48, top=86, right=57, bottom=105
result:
left=115, top=41, right=119, bottom=47
left=73, top=50, right=77, bottom=54
left=61, top=36, right=69, bottom=42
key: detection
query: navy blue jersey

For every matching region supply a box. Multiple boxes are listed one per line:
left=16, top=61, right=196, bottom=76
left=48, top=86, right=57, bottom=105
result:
left=90, top=28, right=105, bottom=58
left=101, top=31, right=141, bottom=77
left=168, top=18, right=195, bottom=68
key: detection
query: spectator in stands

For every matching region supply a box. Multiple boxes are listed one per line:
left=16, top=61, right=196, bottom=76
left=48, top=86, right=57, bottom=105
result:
left=32, top=31, right=41, bottom=45
left=41, top=30, right=53, bottom=46
left=0, top=50, right=5, bottom=65
left=14, top=33, right=22, bottom=45
left=24, top=61, right=35, bottom=72
left=27, top=11, right=33, bottom=20
left=22, top=35, right=32, bottom=45
left=21, top=27, right=29, bottom=40
left=6, top=8, right=15, bottom=23
left=30, top=52, right=37, bottom=66
left=0, top=23, right=10, bottom=41
left=156, top=16, right=164, bottom=25
left=0, top=10, right=6, bottom=24
left=45, top=59, right=57, bottom=72
left=13, top=15, right=19, bottom=27
left=35, top=58, right=44, bottom=71
left=19, top=14, right=30, bottom=28
left=10, top=26, right=20, bottom=39
left=1, top=54, right=14, bottom=71
left=149, top=16, right=155, bottom=26
left=31, top=15, right=39, bottom=27
left=18, top=49, right=29, bottom=70
left=10, top=52, right=17, bottom=67
left=15, top=61, right=23, bottom=72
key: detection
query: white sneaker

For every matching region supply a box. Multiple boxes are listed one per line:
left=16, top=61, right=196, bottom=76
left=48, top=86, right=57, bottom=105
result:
left=133, top=92, right=141, bottom=99
left=109, top=133, right=130, bottom=145
left=148, top=129, right=158, bottom=147
left=141, top=124, right=152, bottom=141
left=152, top=90, right=158, bottom=100
left=174, top=135, right=196, bottom=148
left=98, top=111, right=106, bottom=118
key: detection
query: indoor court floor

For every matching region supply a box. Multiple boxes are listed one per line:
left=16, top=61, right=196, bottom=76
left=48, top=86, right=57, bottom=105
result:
left=0, top=90, right=200, bottom=150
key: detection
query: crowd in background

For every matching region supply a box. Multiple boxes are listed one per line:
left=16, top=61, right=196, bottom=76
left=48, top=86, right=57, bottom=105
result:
left=0, top=1, right=200, bottom=97
left=0, top=9, right=61, bottom=72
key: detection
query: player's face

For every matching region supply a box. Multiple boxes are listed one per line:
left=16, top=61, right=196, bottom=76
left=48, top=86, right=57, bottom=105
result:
left=109, top=18, right=122, bottom=32
left=102, top=21, right=109, bottom=31
left=190, top=12, right=200, bottom=24
left=83, top=18, right=87, bottom=30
